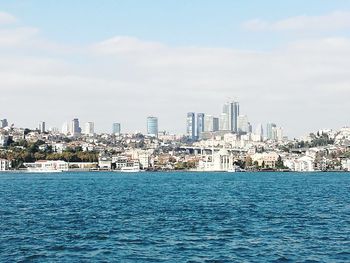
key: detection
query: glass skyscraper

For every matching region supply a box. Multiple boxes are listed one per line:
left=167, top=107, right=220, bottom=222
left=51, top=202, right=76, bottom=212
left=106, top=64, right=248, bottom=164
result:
left=38, top=121, right=45, bottom=133
left=222, top=100, right=240, bottom=133
left=266, top=123, right=277, bottom=140
left=196, top=113, right=205, bottom=139
left=71, top=118, right=81, bottom=136
left=0, top=119, right=8, bottom=128
left=213, top=117, right=219, bottom=132
left=112, top=123, right=121, bottom=135
left=147, top=117, right=158, bottom=137
left=238, top=115, right=249, bottom=134
left=186, top=112, right=196, bottom=140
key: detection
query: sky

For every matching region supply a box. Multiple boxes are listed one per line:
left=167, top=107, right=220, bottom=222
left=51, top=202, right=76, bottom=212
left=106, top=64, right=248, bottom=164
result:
left=1, top=0, right=350, bottom=137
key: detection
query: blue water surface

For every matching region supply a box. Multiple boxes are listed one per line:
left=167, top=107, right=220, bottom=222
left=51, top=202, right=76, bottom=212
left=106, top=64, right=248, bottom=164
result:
left=0, top=172, right=349, bottom=262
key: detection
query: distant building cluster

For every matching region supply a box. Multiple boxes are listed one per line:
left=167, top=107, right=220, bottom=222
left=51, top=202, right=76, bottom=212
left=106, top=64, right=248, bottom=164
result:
left=56, top=117, right=159, bottom=139
left=1, top=105, right=350, bottom=173
left=186, top=99, right=284, bottom=142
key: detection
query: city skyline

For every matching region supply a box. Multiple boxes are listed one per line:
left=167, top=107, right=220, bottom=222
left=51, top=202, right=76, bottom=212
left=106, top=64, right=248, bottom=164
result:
left=1, top=3, right=350, bottom=262
left=1, top=1, right=350, bottom=136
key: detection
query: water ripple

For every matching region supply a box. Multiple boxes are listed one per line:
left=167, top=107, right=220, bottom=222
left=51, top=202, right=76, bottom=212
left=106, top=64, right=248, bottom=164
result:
left=0, top=172, right=349, bottom=262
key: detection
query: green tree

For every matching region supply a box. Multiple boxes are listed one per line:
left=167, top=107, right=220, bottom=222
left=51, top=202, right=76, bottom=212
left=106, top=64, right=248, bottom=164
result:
left=275, top=155, right=285, bottom=169
left=245, top=156, right=253, bottom=168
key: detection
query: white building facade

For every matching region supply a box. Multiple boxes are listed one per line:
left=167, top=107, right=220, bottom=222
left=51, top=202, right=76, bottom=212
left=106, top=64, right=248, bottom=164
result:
left=0, top=159, right=10, bottom=171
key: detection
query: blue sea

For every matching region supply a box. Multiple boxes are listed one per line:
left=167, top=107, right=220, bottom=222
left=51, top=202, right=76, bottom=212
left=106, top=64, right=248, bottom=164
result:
left=0, top=172, right=349, bottom=262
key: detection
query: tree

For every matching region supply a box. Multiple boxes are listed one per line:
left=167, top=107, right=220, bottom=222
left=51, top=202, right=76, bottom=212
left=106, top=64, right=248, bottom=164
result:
left=6, top=137, right=14, bottom=147
left=24, top=129, right=31, bottom=135
left=34, top=152, right=46, bottom=161
left=245, top=156, right=253, bottom=168
left=275, top=155, right=284, bottom=169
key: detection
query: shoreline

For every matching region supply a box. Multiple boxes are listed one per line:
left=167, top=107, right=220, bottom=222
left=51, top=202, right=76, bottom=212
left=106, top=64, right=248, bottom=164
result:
left=0, top=169, right=349, bottom=173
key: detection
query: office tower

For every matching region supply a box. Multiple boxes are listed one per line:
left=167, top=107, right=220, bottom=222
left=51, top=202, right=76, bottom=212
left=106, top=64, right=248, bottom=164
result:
left=112, top=123, right=121, bottom=135
left=238, top=115, right=249, bottom=134
left=71, top=118, right=81, bottom=136
left=276, top=127, right=284, bottom=141
left=84, top=122, right=94, bottom=136
left=204, top=115, right=214, bottom=132
left=213, top=117, right=219, bottom=132
left=62, top=122, right=70, bottom=135
left=38, top=121, right=46, bottom=133
left=219, top=113, right=229, bottom=131
left=255, top=123, right=264, bottom=137
left=222, top=100, right=239, bottom=133
left=0, top=119, right=8, bottom=128
left=196, top=113, right=205, bottom=139
left=272, top=127, right=278, bottom=141
left=203, top=115, right=219, bottom=132
left=186, top=112, right=196, bottom=140
left=266, top=123, right=277, bottom=140
left=222, top=102, right=230, bottom=130
left=49, top=127, right=59, bottom=134
left=232, top=101, right=240, bottom=132
left=147, top=116, right=158, bottom=137
left=248, top=122, right=253, bottom=133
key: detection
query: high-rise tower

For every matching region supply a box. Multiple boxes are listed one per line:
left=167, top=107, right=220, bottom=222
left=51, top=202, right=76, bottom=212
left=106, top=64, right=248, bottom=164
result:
left=112, top=123, right=121, bottom=135
left=222, top=100, right=239, bottom=133
left=147, top=117, right=158, bottom=137
left=196, top=113, right=205, bottom=139
left=186, top=112, right=196, bottom=140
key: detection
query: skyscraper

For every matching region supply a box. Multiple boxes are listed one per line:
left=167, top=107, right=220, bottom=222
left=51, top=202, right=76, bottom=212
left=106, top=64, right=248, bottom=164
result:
left=62, top=122, right=70, bottom=135
left=38, top=121, right=46, bottom=133
left=233, top=101, right=240, bottom=133
left=71, top=118, right=81, bottom=136
left=266, top=123, right=277, bottom=140
left=186, top=112, right=196, bottom=140
left=196, top=113, right=205, bottom=139
left=0, top=119, right=8, bottom=128
left=213, top=117, right=219, bottom=132
left=237, top=115, right=249, bottom=134
left=204, top=115, right=214, bottom=132
left=84, top=122, right=94, bottom=136
left=147, top=116, right=158, bottom=137
left=255, top=123, right=264, bottom=137
left=276, top=127, right=284, bottom=141
left=248, top=122, right=253, bottom=133
left=219, top=113, right=229, bottom=131
left=203, top=115, right=219, bottom=132
left=112, top=123, right=121, bottom=135
left=222, top=100, right=239, bottom=133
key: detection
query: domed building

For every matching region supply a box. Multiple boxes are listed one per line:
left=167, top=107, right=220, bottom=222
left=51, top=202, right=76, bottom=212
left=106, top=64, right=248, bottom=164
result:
left=197, top=148, right=234, bottom=171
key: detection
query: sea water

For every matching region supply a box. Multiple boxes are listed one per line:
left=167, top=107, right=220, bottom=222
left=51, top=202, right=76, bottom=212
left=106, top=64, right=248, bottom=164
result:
left=0, top=172, right=349, bottom=262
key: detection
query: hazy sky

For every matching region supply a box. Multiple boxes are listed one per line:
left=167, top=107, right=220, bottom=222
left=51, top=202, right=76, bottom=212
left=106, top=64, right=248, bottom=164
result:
left=1, top=0, right=350, bottom=137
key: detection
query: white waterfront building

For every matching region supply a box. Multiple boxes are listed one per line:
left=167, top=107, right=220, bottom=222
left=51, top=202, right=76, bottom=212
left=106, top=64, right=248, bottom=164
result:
left=341, top=159, right=350, bottom=171
left=197, top=148, right=234, bottom=172
left=0, top=159, right=10, bottom=171
left=24, top=160, right=69, bottom=172
left=284, top=156, right=315, bottom=172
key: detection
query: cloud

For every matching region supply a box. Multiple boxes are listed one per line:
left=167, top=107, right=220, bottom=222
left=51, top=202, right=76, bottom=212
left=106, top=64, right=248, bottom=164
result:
left=1, top=11, right=350, bottom=137
left=242, top=11, right=350, bottom=32
left=0, top=12, right=73, bottom=53
left=91, top=36, right=165, bottom=54
left=0, top=27, right=39, bottom=47
left=4, top=34, right=349, bottom=137
left=0, top=12, right=17, bottom=25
